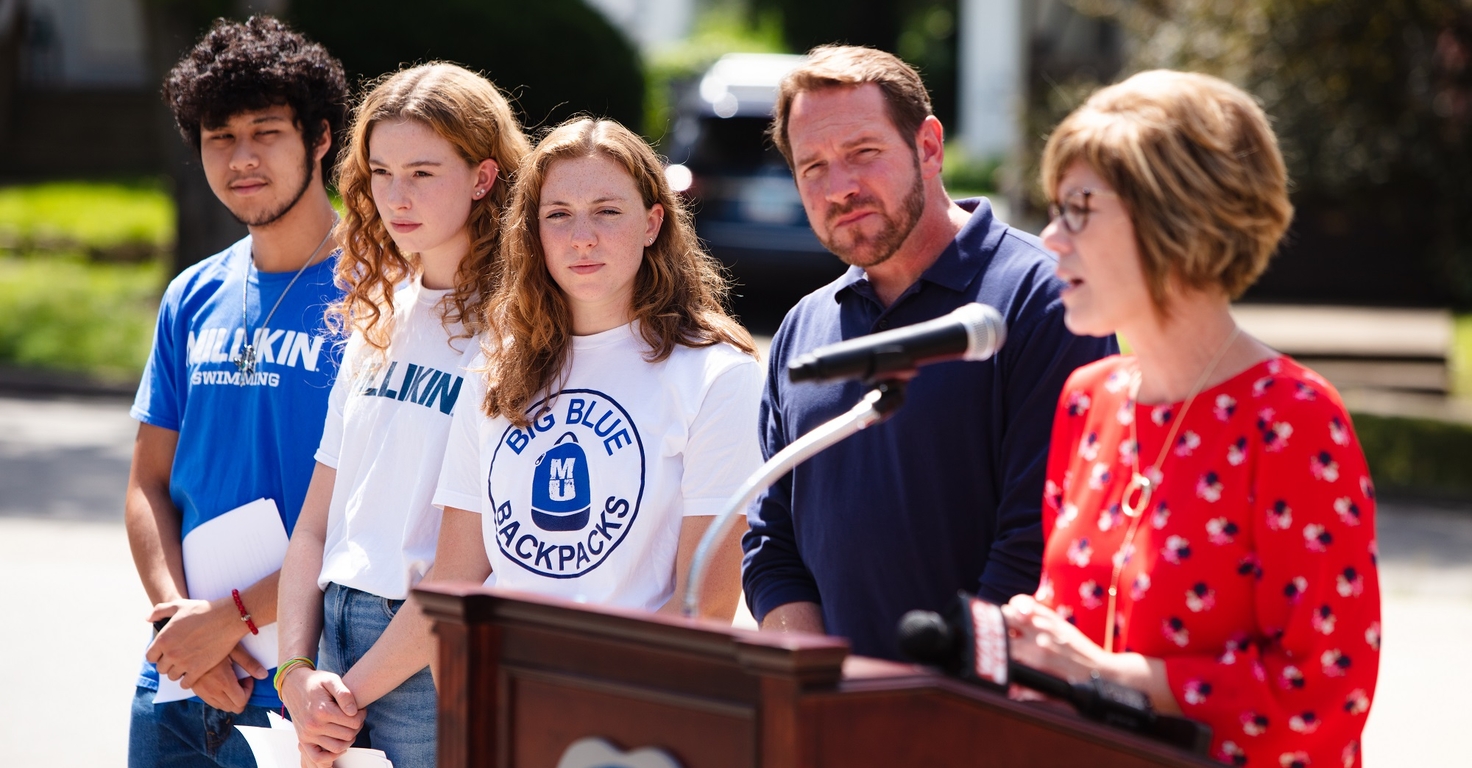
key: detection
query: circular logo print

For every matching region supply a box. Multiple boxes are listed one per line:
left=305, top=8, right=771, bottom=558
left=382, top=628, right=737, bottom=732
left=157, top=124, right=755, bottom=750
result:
left=488, top=389, right=645, bottom=578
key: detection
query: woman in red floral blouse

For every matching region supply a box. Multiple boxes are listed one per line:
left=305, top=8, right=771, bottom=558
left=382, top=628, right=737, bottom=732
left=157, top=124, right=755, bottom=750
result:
left=1001, top=71, right=1380, bottom=768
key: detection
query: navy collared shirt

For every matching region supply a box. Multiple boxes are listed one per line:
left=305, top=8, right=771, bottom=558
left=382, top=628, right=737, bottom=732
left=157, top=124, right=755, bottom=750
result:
left=742, top=198, right=1118, bottom=660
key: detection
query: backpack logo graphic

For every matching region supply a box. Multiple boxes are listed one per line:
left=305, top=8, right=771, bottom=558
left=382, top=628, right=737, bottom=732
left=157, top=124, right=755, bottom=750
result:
left=488, top=389, right=645, bottom=579
left=532, top=433, right=591, bottom=531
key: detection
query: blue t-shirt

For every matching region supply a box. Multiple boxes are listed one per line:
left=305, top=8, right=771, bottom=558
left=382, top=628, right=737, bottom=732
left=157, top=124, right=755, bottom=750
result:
left=131, top=235, right=344, bottom=710
left=742, top=199, right=1119, bottom=660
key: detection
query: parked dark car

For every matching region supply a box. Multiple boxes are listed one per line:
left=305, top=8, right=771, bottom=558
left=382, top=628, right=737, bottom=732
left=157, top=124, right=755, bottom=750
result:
left=664, top=54, right=846, bottom=329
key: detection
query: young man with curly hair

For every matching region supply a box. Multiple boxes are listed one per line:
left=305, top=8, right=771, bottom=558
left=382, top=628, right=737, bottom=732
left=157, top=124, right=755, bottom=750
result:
left=125, top=16, right=348, bottom=767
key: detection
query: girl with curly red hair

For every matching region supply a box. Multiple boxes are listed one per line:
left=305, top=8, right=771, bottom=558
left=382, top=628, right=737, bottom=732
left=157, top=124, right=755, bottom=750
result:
left=275, top=62, right=529, bottom=768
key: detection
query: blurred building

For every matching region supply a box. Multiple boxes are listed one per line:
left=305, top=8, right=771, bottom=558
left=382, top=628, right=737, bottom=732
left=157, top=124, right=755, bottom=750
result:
left=18, top=0, right=147, bottom=86
left=0, top=0, right=163, bottom=179
left=958, top=0, right=1022, bottom=161
left=959, top=0, right=1122, bottom=154
left=958, top=0, right=1121, bottom=220
left=584, top=0, right=694, bottom=51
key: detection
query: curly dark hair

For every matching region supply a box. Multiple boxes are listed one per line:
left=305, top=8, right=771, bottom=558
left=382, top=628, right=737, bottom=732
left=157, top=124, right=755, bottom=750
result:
left=162, top=15, right=347, bottom=168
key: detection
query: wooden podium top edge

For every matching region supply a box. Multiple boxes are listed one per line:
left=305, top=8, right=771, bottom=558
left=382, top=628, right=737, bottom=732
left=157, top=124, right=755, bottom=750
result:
left=415, top=581, right=852, bottom=683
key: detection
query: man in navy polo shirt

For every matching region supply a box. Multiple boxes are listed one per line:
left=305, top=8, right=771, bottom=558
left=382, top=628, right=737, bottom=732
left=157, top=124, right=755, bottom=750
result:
left=124, top=17, right=348, bottom=767
left=742, top=45, right=1117, bottom=660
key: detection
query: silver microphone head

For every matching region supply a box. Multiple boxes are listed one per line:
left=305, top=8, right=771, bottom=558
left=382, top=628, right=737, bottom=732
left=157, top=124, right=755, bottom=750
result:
left=954, top=303, right=1006, bottom=362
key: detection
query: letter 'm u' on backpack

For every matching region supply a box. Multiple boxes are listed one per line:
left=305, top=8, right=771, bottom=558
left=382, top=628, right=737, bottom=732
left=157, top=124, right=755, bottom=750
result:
left=532, top=432, right=591, bottom=531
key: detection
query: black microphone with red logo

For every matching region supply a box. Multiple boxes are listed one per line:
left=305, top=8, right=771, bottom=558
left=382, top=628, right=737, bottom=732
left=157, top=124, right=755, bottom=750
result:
left=898, top=592, right=1211, bottom=754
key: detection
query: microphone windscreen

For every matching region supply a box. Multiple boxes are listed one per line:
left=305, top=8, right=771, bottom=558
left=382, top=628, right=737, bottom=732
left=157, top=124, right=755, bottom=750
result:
left=955, top=303, right=1007, bottom=362
left=897, top=609, right=955, bottom=666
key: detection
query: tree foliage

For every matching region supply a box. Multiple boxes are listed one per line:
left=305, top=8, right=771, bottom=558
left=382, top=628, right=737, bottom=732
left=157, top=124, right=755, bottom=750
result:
left=289, top=0, right=645, bottom=135
left=752, top=0, right=960, bottom=126
left=1076, top=0, right=1471, bottom=196
left=1063, top=0, right=1472, bottom=305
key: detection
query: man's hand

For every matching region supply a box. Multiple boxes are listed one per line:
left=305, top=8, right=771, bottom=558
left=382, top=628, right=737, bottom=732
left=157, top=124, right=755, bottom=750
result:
left=146, top=598, right=245, bottom=687
left=188, top=645, right=266, bottom=713
left=281, top=667, right=365, bottom=763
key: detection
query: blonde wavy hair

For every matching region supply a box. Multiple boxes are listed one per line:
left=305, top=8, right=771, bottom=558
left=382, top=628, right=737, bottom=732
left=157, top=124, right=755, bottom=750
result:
left=481, top=117, right=756, bottom=426
left=1041, top=70, right=1294, bottom=315
left=328, top=62, right=530, bottom=353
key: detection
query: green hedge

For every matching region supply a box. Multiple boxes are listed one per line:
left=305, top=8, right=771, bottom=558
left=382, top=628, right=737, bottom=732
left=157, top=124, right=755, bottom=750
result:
left=1352, top=412, right=1472, bottom=500
left=0, top=180, right=173, bottom=262
left=0, top=254, right=162, bottom=380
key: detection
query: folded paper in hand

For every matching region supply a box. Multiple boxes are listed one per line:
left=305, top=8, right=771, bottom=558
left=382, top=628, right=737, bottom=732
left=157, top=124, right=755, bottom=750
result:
left=154, top=497, right=287, bottom=704
left=236, top=711, right=393, bottom=768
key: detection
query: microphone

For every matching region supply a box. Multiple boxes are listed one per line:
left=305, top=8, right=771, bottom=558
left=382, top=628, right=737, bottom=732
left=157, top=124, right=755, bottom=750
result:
left=788, top=303, right=1005, bottom=384
left=897, top=593, right=1212, bottom=754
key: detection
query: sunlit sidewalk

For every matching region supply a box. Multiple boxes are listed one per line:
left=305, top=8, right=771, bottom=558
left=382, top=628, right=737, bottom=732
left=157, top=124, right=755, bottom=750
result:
left=3, top=508, right=1470, bottom=767
left=1, top=390, right=1470, bottom=766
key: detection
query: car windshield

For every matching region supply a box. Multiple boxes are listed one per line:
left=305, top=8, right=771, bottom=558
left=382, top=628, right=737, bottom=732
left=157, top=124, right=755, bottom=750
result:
left=686, top=116, right=786, bottom=173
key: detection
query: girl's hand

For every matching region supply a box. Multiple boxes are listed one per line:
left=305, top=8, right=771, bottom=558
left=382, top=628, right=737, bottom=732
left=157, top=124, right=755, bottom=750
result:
left=280, top=667, right=366, bottom=758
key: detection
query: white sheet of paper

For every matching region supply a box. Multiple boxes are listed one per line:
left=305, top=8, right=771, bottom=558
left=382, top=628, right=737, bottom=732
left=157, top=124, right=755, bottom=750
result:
left=235, top=711, right=393, bottom=768
left=154, top=497, right=288, bottom=704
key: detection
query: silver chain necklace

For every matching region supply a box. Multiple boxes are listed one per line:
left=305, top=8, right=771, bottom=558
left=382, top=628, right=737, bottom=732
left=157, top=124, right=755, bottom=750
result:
left=233, top=221, right=336, bottom=380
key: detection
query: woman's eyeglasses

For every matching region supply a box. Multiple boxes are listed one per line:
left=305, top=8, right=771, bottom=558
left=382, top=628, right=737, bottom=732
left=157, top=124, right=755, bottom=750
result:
left=1048, top=188, right=1117, bottom=234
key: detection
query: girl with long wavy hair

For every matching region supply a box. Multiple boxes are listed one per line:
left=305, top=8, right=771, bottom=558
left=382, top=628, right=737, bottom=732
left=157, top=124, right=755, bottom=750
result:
left=276, top=62, right=529, bottom=768
left=428, top=117, right=761, bottom=623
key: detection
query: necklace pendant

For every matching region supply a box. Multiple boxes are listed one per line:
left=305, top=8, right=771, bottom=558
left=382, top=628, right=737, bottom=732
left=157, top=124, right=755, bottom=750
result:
left=235, top=345, right=257, bottom=379
left=1122, top=472, right=1152, bottom=518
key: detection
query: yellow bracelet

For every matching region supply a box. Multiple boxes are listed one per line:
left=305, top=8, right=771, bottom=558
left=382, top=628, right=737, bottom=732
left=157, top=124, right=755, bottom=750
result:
left=272, top=656, right=316, bottom=695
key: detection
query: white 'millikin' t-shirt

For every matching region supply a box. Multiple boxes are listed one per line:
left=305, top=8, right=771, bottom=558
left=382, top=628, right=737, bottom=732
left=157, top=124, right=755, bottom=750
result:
left=316, top=277, right=478, bottom=599
left=433, top=322, right=762, bottom=612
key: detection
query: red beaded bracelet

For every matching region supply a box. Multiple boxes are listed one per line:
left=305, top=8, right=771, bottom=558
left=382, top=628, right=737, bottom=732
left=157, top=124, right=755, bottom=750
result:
left=231, top=588, right=259, bottom=635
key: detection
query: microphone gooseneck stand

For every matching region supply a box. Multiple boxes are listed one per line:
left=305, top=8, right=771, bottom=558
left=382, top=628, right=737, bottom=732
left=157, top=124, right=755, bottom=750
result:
left=681, top=380, right=908, bottom=618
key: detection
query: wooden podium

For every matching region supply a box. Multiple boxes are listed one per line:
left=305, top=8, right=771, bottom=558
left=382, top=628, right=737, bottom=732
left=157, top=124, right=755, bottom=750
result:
left=415, top=583, right=1218, bottom=768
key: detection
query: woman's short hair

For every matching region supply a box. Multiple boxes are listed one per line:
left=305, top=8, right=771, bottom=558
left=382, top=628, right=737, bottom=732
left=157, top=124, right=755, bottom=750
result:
left=770, top=45, right=932, bottom=166
left=330, top=62, right=531, bottom=354
left=483, top=117, right=755, bottom=426
left=1041, top=70, right=1294, bottom=313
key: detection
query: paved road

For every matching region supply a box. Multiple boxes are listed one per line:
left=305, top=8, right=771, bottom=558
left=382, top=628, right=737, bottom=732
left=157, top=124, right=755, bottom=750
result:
left=1, top=394, right=1468, bottom=766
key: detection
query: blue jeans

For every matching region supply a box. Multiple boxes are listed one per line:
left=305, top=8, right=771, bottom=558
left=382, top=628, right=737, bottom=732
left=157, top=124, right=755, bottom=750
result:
left=320, top=582, right=437, bottom=768
left=128, top=686, right=269, bottom=768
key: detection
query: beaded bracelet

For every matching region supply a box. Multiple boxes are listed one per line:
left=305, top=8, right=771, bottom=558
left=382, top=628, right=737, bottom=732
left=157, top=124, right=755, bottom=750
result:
left=231, top=588, right=259, bottom=635
left=273, top=656, right=316, bottom=695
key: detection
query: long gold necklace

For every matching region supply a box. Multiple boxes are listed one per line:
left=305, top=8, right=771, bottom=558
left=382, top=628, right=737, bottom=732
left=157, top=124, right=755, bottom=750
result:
left=1102, top=326, right=1241, bottom=653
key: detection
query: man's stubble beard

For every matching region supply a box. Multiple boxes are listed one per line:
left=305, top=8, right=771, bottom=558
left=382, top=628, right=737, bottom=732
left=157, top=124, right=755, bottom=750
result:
left=229, top=147, right=318, bottom=228
left=817, top=154, right=927, bottom=270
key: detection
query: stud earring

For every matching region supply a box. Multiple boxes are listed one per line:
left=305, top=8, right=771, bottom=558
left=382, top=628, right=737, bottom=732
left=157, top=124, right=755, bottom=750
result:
left=473, top=189, right=484, bottom=198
